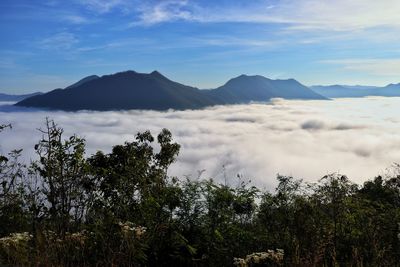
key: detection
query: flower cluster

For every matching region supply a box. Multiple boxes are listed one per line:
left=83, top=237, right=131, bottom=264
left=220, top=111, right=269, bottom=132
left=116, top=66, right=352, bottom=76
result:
left=64, top=231, right=90, bottom=246
left=234, top=249, right=284, bottom=267
left=0, top=232, right=32, bottom=265
left=118, top=221, right=147, bottom=239
left=0, top=232, right=32, bottom=247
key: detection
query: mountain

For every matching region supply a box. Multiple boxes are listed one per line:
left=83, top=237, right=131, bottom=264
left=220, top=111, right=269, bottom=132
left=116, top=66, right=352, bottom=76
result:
left=380, top=83, right=400, bottom=96
left=16, top=71, right=218, bottom=111
left=205, top=74, right=326, bottom=104
left=311, top=84, right=400, bottom=98
left=16, top=71, right=327, bottom=111
left=0, top=92, right=42, bottom=102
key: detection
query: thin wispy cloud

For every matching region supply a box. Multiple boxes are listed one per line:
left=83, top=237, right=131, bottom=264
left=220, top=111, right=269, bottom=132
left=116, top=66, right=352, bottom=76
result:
left=132, top=0, right=194, bottom=26
left=38, top=32, right=79, bottom=50
left=0, top=3, right=90, bottom=25
left=78, top=0, right=131, bottom=14
left=76, top=37, right=153, bottom=52
left=131, top=0, right=400, bottom=33
left=322, top=58, right=400, bottom=77
left=195, top=36, right=283, bottom=48
left=62, top=14, right=90, bottom=24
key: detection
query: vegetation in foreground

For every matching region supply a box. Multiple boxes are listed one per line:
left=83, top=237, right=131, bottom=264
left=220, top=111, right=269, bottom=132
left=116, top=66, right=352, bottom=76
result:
left=0, top=120, right=400, bottom=266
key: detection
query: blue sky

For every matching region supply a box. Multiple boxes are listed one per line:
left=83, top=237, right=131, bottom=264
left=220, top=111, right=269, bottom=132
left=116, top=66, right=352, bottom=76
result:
left=1, top=0, right=400, bottom=94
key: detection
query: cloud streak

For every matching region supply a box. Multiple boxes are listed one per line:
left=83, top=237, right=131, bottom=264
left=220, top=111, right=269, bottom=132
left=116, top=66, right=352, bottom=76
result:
left=78, top=0, right=129, bottom=14
left=38, top=32, right=79, bottom=50
left=131, top=0, right=400, bottom=33
left=1, top=98, right=400, bottom=189
left=132, top=0, right=193, bottom=26
left=322, top=58, right=400, bottom=76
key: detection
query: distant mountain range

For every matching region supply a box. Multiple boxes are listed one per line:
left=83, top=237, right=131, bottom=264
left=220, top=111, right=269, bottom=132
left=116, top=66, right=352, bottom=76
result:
left=15, top=70, right=326, bottom=111
left=0, top=92, right=42, bottom=102
left=311, top=84, right=400, bottom=98
left=10, top=71, right=400, bottom=111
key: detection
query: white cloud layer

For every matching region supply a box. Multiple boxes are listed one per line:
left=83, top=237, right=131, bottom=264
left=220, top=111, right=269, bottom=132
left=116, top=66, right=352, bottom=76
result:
left=1, top=98, right=400, bottom=189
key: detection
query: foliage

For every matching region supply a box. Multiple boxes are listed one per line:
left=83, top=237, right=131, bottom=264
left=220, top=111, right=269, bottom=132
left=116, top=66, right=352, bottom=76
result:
left=0, top=124, right=28, bottom=238
left=1, top=120, right=400, bottom=266
left=30, top=118, right=89, bottom=236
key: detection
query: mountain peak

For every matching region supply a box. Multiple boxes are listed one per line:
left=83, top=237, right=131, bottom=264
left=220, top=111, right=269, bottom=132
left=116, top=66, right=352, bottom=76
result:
left=150, top=70, right=167, bottom=79
left=233, top=74, right=275, bottom=81
left=236, top=74, right=262, bottom=78
left=116, top=70, right=137, bottom=76
left=224, top=74, right=272, bottom=86
left=151, top=70, right=161, bottom=75
left=113, top=70, right=166, bottom=80
left=385, top=82, right=400, bottom=88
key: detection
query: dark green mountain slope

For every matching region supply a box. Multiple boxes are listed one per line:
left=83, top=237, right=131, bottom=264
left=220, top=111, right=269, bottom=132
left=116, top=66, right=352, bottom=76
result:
left=65, top=75, right=99, bottom=89
left=16, top=71, right=218, bottom=111
left=205, top=74, right=326, bottom=104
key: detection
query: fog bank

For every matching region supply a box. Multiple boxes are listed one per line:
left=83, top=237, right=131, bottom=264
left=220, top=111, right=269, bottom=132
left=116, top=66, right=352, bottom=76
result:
left=1, top=97, right=400, bottom=188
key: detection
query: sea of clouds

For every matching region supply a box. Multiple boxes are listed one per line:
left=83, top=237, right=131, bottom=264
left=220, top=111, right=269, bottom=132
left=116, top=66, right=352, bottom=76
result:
left=1, top=97, right=400, bottom=189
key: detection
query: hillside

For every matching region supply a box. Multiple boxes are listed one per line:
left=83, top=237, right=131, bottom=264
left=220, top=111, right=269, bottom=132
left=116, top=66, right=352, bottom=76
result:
left=206, top=74, right=326, bottom=104
left=16, top=71, right=217, bottom=111
left=16, top=71, right=327, bottom=111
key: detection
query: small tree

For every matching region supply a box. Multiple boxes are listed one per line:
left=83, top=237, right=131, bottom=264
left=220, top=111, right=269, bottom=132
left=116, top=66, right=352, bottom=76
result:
left=0, top=124, right=27, bottom=237
left=31, top=119, right=88, bottom=236
left=86, top=128, right=182, bottom=265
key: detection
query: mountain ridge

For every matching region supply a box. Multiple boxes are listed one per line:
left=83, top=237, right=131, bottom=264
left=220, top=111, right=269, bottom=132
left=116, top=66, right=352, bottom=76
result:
left=16, top=70, right=327, bottom=111
left=16, top=71, right=217, bottom=111
left=311, top=84, right=400, bottom=98
left=204, top=74, right=325, bottom=104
